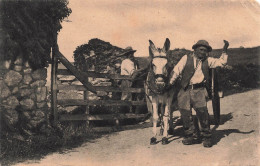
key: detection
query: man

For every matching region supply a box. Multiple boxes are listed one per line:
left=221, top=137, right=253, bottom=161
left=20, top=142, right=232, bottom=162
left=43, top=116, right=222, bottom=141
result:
left=168, top=40, right=229, bottom=147
left=120, top=47, right=138, bottom=101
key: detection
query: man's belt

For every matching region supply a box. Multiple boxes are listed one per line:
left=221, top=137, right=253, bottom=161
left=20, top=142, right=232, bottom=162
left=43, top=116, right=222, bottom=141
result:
left=187, top=82, right=205, bottom=90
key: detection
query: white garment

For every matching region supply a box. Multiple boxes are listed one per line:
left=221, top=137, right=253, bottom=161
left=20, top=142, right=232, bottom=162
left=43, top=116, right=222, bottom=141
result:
left=169, top=52, right=228, bottom=84
left=120, top=59, right=137, bottom=75
left=120, top=58, right=137, bottom=100
left=190, top=57, right=204, bottom=84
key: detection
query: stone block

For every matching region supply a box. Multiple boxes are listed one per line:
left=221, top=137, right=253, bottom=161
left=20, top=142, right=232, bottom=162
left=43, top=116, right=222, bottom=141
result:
left=12, top=86, right=19, bottom=94
left=22, top=111, right=31, bottom=120
left=5, top=96, right=19, bottom=109
left=23, top=74, right=33, bottom=85
left=20, top=98, right=35, bottom=110
left=20, top=88, right=34, bottom=97
left=29, top=119, right=44, bottom=128
left=36, top=87, right=47, bottom=102
left=34, top=110, right=45, bottom=119
left=30, top=80, right=46, bottom=88
left=23, top=68, right=32, bottom=74
left=14, top=65, right=23, bottom=72
left=4, top=70, right=22, bottom=86
left=32, top=68, right=47, bottom=80
left=29, top=120, right=38, bottom=128
left=29, top=93, right=36, bottom=100
left=4, top=109, right=19, bottom=126
left=36, top=102, right=47, bottom=108
left=0, top=80, right=11, bottom=98
left=19, top=83, right=29, bottom=89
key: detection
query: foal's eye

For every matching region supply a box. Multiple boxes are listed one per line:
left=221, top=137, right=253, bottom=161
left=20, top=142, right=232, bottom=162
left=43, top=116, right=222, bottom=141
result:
left=163, top=66, right=167, bottom=73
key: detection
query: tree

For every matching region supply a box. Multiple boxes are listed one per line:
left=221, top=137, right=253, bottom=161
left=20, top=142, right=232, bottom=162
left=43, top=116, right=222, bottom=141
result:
left=0, top=0, right=71, bottom=70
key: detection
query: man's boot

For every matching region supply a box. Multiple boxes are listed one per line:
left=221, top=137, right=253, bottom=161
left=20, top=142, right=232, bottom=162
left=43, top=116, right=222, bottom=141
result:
left=182, top=136, right=194, bottom=145
left=192, top=134, right=202, bottom=144
left=202, top=137, right=212, bottom=148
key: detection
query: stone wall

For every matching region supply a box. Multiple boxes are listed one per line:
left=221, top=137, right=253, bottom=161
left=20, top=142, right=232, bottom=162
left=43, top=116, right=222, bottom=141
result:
left=0, top=57, right=48, bottom=134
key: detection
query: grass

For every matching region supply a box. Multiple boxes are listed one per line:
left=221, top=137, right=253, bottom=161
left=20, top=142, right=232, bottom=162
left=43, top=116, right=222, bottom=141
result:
left=0, top=121, right=105, bottom=166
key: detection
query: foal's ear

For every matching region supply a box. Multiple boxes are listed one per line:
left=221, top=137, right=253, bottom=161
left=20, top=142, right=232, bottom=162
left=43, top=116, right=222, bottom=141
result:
left=149, top=46, right=154, bottom=58
left=149, top=40, right=157, bottom=53
left=162, top=38, right=170, bottom=52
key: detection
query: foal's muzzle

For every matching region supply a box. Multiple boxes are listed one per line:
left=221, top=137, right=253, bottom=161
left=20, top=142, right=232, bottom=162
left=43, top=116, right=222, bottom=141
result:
left=155, top=74, right=167, bottom=91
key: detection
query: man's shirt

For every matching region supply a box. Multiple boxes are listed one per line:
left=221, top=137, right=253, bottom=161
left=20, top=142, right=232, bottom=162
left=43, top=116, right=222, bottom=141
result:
left=170, top=53, right=228, bottom=85
left=120, top=58, right=137, bottom=75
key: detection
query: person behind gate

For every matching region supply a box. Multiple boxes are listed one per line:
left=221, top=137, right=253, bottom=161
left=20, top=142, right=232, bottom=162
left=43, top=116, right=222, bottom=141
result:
left=168, top=39, right=229, bottom=147
left=120, top=46, right=138, bottom=101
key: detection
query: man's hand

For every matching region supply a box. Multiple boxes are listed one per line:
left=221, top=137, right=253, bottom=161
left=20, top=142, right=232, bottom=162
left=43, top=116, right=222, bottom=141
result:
left=131, top=70, right=139, bottom=80
left=223, top=40, right=229, bottom=53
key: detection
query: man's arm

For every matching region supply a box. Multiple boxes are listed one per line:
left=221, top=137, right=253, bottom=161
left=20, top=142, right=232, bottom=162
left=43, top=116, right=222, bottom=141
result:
left=208, top=40, right=229, bottom=68
left=208, top=52, right=228, bottom=68
left=168, top=55, right=187, bottom=85
left=131, top=65, right=149, bottom=80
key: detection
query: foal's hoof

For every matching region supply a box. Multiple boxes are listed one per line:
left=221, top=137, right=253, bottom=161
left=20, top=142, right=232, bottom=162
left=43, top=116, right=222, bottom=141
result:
left=162, top=137, right=169, bottom=145
left=150, top=137, right=157, bottom=145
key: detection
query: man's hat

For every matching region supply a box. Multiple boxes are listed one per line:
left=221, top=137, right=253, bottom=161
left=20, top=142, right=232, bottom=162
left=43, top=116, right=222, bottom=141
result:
left=192, top=40, right=212, bottom=52
left=125, top=46, right=134, bottom=51
left=124, top=46, right=136, bottom=57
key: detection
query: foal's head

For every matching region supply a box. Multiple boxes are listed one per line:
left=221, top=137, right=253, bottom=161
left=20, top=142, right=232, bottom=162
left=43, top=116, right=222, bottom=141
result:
left=149, top=38, right=171, bottom=91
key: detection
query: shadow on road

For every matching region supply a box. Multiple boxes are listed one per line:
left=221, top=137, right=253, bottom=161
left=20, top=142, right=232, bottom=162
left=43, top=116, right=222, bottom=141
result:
left=211, top=125, right=255, bottom=146
left=173, top=112, right=234, bottom=127
left=217, top=112, right=233, bottom=125
left=210, top=112, right=254, bottom=145
left=169, top=112, right=254, bottom=146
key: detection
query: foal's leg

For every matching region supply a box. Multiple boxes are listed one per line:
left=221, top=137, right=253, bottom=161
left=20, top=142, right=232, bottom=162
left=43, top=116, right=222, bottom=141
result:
left=160, top=101, right=170, bottom=145
left=152, top=98, right=159, bottom=137
left=167, top=93, right=175, bottom=134
left=163, top=103, right=170, bottom=138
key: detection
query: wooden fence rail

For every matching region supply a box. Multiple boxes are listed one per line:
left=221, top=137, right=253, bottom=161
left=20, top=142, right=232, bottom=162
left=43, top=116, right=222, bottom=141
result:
left=57, top=69, right=132, bottom=80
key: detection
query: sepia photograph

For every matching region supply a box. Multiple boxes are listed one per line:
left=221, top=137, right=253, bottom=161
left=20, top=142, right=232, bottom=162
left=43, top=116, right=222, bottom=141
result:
left=0, top=0, right=260, bottom=165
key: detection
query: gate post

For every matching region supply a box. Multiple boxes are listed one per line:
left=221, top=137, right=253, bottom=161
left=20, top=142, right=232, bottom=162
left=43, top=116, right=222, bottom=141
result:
left=84, top=90, right=90, bottom=127
left=51, top=32, right=58, bottom=127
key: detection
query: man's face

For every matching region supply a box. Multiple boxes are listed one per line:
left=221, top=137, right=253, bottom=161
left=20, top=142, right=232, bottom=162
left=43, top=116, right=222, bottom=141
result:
left=194, top=46, right=208, bottom=59
left=128, top=54, right=135, bottom=60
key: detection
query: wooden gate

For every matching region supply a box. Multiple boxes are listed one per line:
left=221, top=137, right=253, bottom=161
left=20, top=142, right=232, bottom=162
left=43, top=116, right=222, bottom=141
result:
left=51, top=45, right=149, bottom=130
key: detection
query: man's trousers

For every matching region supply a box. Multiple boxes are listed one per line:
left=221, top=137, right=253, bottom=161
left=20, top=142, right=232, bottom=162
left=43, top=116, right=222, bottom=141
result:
left=177, top=87, right=212, bottom=138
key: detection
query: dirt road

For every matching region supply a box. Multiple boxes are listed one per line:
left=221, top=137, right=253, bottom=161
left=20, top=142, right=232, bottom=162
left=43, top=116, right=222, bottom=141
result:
left=15, top=89, right=260, bottom=166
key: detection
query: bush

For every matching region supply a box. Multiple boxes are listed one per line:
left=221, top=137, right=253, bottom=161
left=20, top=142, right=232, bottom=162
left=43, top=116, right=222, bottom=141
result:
left=217, top=63, right=260, bottom=91
left=0, top=0, right=71, bottom=70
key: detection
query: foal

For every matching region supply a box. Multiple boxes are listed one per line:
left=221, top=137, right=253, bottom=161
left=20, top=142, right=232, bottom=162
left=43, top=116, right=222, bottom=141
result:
left=144, top=38, right=176, bottom=145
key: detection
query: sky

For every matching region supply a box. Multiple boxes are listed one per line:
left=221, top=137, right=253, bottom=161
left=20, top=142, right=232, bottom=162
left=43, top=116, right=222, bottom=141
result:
left=58, top=0, right=260, bottom=61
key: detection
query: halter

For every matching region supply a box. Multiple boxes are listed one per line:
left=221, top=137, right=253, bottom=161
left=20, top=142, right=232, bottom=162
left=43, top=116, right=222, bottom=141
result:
left=150, top=55, right=169, bottom=81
